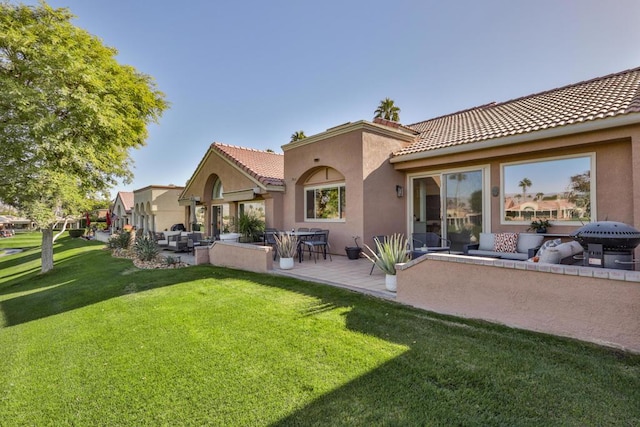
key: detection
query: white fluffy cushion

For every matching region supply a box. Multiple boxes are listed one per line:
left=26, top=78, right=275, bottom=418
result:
left=536, top=238, right=561, bottom=258
left=516, top=233, right=545, bottom=254
left=555, top=241, right=584, bottom=259
left=539, top=248, right=561, bottom=264
left=478, top=233, right=495, bottom=250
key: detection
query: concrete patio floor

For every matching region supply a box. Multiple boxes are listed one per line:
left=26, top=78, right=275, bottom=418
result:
left=270, top=255, right=395, bottom=300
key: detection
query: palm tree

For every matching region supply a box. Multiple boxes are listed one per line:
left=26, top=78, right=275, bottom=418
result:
left=374, top=98, right=400, bottom=122
left=518, top=177, right=532, bottom=200
left=290, top=131, right=306, bottom=142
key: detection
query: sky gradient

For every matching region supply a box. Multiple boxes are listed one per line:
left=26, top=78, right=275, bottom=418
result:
left=20, top=0, right=640, bottom=194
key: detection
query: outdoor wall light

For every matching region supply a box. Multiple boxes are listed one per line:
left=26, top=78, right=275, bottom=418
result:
left=396, top=185, right=404, bottom=197
left=492, top=186, right=500, bottom=197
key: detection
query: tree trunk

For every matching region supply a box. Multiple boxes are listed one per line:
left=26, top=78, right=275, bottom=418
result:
left=41, top=226, right=54, bottom=273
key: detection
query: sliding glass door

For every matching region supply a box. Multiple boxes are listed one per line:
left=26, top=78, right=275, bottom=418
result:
left=412, top=169, right=485, bottom=252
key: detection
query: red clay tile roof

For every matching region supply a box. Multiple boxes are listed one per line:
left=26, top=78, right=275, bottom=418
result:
left=117, top=191, right=134, bottom=212
left=212, top=143, right=284, bottom=186
left=396, top=67, right=640, bottom=157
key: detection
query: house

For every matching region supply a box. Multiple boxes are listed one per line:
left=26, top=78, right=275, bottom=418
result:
left=179, top=143, right=284, bottom=237
left=183, top=66, right=640, bottom=256
left=111, top=191, right=133, bottom=231
left=132, top=185, right=185, bottom=233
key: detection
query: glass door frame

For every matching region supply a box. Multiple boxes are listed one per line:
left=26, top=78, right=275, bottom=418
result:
left=407, top=165, right=491, bottom=250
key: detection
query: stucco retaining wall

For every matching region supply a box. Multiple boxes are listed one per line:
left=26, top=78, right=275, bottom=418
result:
left=396, top=253, right=640, bottom=353
left=202, top=241, right=273, bottom=273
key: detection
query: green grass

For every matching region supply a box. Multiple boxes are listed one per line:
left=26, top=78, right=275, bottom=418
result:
left=1, top=234, right=639, bottom=426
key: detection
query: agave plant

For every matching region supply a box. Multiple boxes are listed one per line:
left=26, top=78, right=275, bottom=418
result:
left=273, top=233, right=299, bottom=258
left=134, top=235, right=160, bottom=262
left=363, top=233, right=410, bottom=275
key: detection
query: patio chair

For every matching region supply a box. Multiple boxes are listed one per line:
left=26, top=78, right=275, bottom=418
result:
left=369, top=235, right=388, bottom=275
left=411, top=232, right=451, bottom=253
left=263, top=228, right=279, bottom=260
left=302, top=229, right=332, bottom=263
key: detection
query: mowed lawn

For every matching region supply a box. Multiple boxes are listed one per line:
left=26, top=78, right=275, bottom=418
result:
left=0, top=234, right=638, bottom=426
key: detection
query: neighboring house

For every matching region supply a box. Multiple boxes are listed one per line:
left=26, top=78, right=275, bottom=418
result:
left=182, top=66, right=640, bottom=255
left=111, top=191, right=133, bottom=230
left=179, top=143, right=284, bottom=237
left=133, top=185, right=185, bottom=233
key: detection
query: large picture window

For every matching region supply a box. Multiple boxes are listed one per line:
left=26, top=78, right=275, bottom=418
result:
left=502, top=154, right=594, bottom=224
left=305, top=184, right=346, bottom=221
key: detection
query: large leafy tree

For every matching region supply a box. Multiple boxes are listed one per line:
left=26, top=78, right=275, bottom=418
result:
left=374, top=97, right=400, bottom=122
left=0, top=2, right=168, bottom=272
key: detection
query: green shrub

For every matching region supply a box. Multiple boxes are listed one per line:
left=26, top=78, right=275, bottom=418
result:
left=238, top=213, right=265, bottom=242
left=68, top=229, right=85, bottom=238
left=363, top=233, right=410, bottom=275
left=108, top=231, right=132, bottom=250
left=134, top=235, right=160, bottom=262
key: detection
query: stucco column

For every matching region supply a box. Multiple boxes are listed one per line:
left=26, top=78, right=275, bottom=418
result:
left=631, top=130, right=640, bottom=260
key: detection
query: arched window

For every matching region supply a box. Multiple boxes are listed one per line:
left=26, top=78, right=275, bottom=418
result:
left=303, top=167, right=346, bottom=221
left=212, top=178, right=223, bottom=199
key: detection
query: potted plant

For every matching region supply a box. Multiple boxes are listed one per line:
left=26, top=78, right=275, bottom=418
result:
left=528, top=218, right=552, bottom=234
left=345, top=236, right=362, bottom=260
left=237, top=212, right=265, bottom=243
left=273, top=232, right=298, bottom=270
left=363, top=233, right=410, bottom=292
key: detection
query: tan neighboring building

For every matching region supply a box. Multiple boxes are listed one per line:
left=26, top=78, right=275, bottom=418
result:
left=111, top=191, right=133, bottom=231
left=182, top=66, right=640, bottom=256
left=133, top=185, right=185, bottom=233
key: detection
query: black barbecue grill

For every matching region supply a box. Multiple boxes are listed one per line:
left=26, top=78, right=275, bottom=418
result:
left=571, top=221, right=640, bottom=270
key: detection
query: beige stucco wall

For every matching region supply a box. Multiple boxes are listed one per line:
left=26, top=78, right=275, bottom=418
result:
left=283, top=122, right=409, bottom=253
left=206, top=241, right=273, bottom=273
left=394, top=124, right=640, bottom=258
left=133, top=186, right=184, bottom=232
left=111, top=197, right=131, bottom=230
left=396, top=254, right=640, bottom=353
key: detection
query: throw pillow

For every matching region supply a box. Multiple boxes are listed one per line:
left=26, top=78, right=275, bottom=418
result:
left=539, top=248, right=561, bottom=264
left=536, top=238, right=561, bottom=258
left=494, top=233, right=518, bottom=253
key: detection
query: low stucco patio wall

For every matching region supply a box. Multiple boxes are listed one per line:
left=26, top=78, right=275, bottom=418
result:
left=195, top=241, right=273, bottom=273
left=396, top=253, right=640, bottom=353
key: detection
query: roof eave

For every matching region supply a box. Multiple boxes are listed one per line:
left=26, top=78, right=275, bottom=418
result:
left=390, top=113, right=640, bottom=164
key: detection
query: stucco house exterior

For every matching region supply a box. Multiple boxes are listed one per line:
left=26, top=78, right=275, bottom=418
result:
left=133, top=185, right=185, bottom=233
left=182, top=67, right=640, bottom=258
left=111, top=191, right=133, bottom=231
left=179, top=143, right=284, bottom=237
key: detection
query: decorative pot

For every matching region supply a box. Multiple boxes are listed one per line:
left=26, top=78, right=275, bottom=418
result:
left=385, top=274, right=397, bottom=292
left=279, top=257, right=294, bottom=270
left=536, top=227, right=547, bottom=234
left=345, top=246, right=362, bottom=260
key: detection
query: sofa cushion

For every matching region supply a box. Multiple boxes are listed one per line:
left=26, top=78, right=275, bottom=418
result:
left=536, top=238, right=562, bottom=258
left=516, top=233, right=544, bottom=254
left=478, top=233, right=495, bottom=250
left=494, top=233, right=518, bottom=253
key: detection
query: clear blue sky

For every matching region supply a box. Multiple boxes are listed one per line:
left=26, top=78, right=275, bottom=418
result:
left=20, top=0, right=640, bottom=194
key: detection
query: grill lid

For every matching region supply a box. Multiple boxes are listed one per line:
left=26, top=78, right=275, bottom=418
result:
left=571, top=221, right=640, bottom=250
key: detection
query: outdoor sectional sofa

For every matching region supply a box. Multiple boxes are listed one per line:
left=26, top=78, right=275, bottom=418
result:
left=463, top=232, right=545, bottom=261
